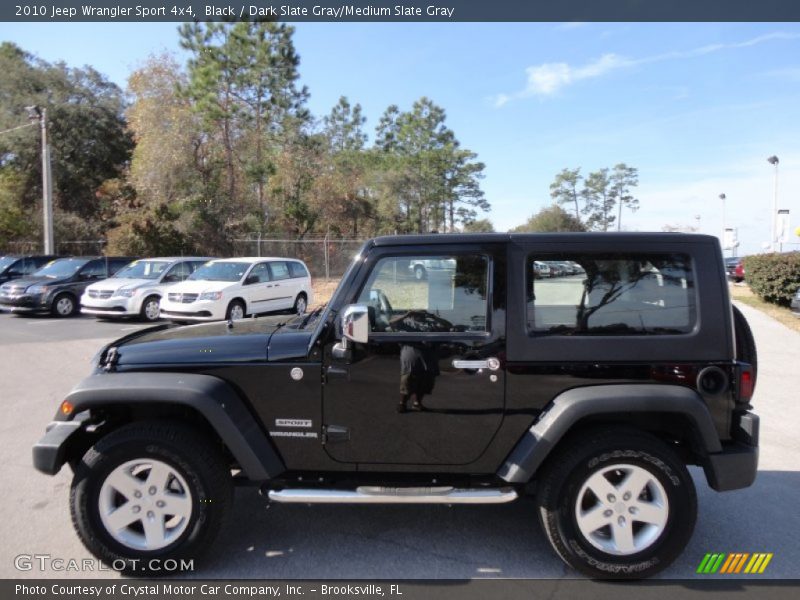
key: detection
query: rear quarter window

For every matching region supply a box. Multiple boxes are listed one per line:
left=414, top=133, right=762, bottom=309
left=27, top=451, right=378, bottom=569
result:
left=526, top=253, right=696, bottom=336
left=289, top=262, right=309, bottom=278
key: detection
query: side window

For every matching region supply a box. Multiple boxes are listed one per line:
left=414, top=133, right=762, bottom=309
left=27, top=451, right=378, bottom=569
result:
left=13, top=259, right=28, bottom=275
left=526, top=253, right=695, bottom=336
left=269, top=261, right=291, bottom=281
left=80, top=260, right=108, bottom=279
left=357, top=255, right=489, bottom=334
left=289, top=261, right=309, bottom=278
left=109, top=259, right=132, bottom=275
left=247, top=263, right=271, bottom=284
left=162, top=263, right=194, bottom=283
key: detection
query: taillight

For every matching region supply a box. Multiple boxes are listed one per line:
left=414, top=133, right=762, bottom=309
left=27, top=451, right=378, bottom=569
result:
left=738, top=364, right=754, bottom=403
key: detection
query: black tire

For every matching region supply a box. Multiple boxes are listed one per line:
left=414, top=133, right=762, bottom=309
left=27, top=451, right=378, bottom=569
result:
left=51, top=292, right=77, bottom=317
left=70, top=421, right=232, bottom=576
left=413, top=265, right=427, bottom=281
left=292, top=293, right=308, bottom=314
left=225, top=299, right=246, bottom=320
left=535, top=428, right=697, bottom=579
left=140, top=295, right=161, bottom=322
left=732, top=305, right=757, bottom=384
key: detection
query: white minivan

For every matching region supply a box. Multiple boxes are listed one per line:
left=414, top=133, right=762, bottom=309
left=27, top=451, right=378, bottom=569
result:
left=81, top=257, right=213, bottom=322
left=159, top=257, right=313, bottom=322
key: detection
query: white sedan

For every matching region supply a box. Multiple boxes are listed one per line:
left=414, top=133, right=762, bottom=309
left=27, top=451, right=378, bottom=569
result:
left=159, top=257, right=313, bottom=322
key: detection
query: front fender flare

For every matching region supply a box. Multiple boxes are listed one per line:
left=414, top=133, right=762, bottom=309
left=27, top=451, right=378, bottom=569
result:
left=498, top=384, right=722, bottom=483
left=48, top=372, right=284, bottom=481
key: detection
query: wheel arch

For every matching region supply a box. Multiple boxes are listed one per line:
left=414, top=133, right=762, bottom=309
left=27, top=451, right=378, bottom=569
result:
left=498, top=384, right=722, bottom=486
left=34, top=372, right=284, bottom=481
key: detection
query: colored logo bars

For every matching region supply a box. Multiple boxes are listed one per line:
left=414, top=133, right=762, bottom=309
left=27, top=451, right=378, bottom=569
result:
left=697, top=553, right=773, bottom=574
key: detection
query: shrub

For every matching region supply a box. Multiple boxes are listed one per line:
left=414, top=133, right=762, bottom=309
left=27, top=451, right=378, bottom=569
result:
left=742, top=252, right=800, bottom=306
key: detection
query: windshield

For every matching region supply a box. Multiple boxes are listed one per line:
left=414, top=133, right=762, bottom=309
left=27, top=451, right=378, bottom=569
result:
left=188, top=262, right=248, bottom=282
left=113, top=260, right=169, bottom=280
left=0, top=257, right=17, bottom=271
left=31, top=259, right=88, bottom=279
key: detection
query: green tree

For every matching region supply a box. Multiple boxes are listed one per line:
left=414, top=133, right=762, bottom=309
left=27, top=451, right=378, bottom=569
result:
left=549, top=168, right=583, bottom=222
left=511, top=204, right=586, bottom=233
left=582, top=168, right=615, bottom=231
left=0, top=42, right=132, bottom=245
left=462, top=218, right=495, bottom=233
left=610, top=163, right=640, bottom=231
left=373, top=97, right=487, bottom=233
left=179, top=22, right=309, bottom=236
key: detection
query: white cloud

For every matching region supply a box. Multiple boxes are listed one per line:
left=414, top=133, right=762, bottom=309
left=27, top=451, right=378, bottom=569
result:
left=495, top=31, right=800, bottom=105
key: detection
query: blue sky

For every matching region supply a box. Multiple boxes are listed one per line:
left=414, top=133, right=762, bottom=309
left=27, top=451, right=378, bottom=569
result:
left=2, top=21, right=799, bottom=254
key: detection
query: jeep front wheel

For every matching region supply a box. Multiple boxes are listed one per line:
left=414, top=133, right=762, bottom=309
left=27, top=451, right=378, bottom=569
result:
left=70, top=422, right=231, bottom=574
left=536, top=428, right=696, bottom=579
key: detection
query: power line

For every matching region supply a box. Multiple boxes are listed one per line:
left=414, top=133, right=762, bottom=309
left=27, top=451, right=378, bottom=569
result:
left=0, top=122, right=35, bottom=136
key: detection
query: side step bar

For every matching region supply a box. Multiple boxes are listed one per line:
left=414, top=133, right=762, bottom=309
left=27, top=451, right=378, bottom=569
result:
left=268, top=486, right=519, bottom=505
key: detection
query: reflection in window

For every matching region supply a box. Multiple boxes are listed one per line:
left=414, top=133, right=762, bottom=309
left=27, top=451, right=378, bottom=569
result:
left=358, top=255, right=489, bottom=333
left=527, top=254, right=695, bottom=336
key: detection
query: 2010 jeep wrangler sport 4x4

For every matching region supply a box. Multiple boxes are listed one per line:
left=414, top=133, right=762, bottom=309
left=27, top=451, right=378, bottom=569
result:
left=33, top=233, right=759, bottom=578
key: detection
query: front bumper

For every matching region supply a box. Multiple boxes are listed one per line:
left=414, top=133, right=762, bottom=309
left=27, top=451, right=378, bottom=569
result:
left=81, top=296, right=140, bottom=317
left=32, top=417, right=89, bottom=475
left=0, top=292, right=48, bottom=312
left=160, top=299, right=225, bottom=321
left=703, top=411, right=759, bottom=492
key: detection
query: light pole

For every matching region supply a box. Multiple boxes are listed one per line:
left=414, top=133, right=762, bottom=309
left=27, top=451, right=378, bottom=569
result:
left=26, top=105, right=54, bottom=255
left=719, top=193, right=726, bottom=254
left=767, top=155, right=779, bottom=252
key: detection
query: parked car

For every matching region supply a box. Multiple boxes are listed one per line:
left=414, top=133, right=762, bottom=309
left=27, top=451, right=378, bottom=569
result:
left=533, top=260, right=551, bottom=278
left=408, top=258, right=457, bottom=280
left=725, top=257, right=745, bottom=282
left=0, top=256, right=136, bottom=317
left=0, top=255, right=58, bottom=286
left=34, top=233, right=759, bottom=578
left=791, top=287, right=800, bottom=316
left=81, top=257, right=214, bottom=322
left=159, top=257, right=312, bottom=322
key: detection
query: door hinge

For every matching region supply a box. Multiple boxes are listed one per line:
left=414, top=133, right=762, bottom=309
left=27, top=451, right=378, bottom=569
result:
left=322, top=424, right=350, bottom=445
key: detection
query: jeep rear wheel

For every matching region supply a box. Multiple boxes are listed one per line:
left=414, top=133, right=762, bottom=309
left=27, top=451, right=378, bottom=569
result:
left=536, top=428, right=696, bottom=579
left=70, top=422, right=231, bottom=575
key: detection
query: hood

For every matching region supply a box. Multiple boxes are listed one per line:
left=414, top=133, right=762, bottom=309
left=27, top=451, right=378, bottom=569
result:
left=1, top=275, right=62, bottom=290
left=166, top=279, right=238, bottom=294
left=86, top=277, right=155, bottom=294
left=104, top=314, right=312, bottom=368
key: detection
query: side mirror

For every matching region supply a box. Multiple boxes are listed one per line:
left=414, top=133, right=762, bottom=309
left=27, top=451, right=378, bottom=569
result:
left=244, top=275, right=259, bottom=285
left=341, top=304, right=370, bottom=344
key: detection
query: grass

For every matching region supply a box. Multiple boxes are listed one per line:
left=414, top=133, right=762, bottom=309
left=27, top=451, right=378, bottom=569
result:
left=729, top=282, right=800, bottom=333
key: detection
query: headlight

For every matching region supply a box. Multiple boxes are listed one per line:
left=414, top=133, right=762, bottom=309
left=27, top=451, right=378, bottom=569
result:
left=114, top=289, right=137, bottom=298
left=198, top=291, right=223, bottom=301
left=30, top=286, right=48, bottom=294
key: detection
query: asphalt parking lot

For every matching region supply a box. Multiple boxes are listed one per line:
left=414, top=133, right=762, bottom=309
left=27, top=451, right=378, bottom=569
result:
left=0, top=302, right=798, bottom=580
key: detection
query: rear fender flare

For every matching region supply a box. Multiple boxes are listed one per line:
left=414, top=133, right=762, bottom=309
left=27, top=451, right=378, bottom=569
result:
left=498, top=384, right=722, bottom=483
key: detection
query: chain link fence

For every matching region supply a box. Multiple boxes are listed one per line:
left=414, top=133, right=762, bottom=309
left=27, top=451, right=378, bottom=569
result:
left=1, top=239, right=106, bottom=256
left=231, top=237, right=366, bottom=279
left=2, top=237, right=366, bottom=280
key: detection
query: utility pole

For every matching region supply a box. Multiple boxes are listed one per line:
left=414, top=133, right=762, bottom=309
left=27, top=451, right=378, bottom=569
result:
left=27, top=105, right=54, bottom=254
left=767, top=155, right=779, bottom=252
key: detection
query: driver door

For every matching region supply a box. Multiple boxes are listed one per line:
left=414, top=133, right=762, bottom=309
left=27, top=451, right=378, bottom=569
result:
left=322, top=247, right=506, bottom=467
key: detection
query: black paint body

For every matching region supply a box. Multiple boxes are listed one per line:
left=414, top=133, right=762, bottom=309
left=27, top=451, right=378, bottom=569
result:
left=90, top=233, right=746, bottom=487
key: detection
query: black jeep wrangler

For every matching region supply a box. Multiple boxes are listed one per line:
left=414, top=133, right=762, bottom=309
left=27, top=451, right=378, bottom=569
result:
left=33, top=233, right=759, bottom=578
